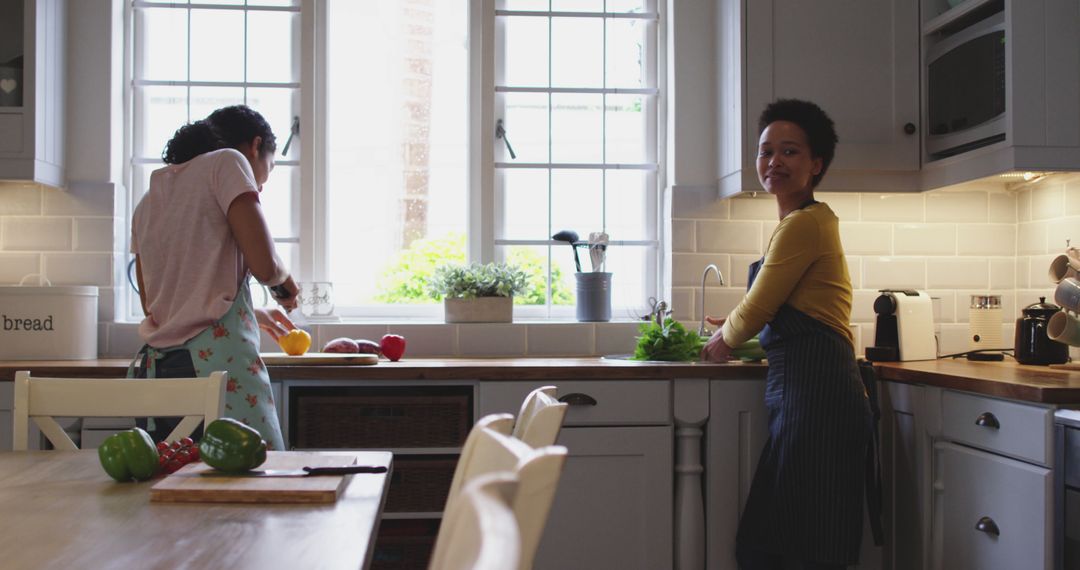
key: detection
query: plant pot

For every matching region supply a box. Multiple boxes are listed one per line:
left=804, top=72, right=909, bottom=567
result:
left=443, top=296, right=513, bottom=323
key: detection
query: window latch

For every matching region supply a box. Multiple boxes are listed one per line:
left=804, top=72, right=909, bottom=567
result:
left=282, top=115, right=300, bottom=156
left=495, top=119, right=517, bottom=159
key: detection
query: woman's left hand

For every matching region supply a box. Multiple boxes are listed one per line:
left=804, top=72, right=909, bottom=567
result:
left=255, top=307, right=297, bottom=341
left=701, top=330, right=735, bottom=362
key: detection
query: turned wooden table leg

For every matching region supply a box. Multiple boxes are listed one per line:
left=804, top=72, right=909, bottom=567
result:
left=674, top=379, right=709, bottom=570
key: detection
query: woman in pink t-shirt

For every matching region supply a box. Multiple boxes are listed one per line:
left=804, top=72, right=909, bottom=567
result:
left=129, top=105, right=296, bottom=449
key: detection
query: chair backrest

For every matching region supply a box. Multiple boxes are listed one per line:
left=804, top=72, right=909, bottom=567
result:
left=428, top=472, right=521, bottom=570
left=439, top=424, right=568, bottom=570
left=446, top=413, right=515, bottom=501
left=511, top=386, right=567, bottom=448
left=12, top=370, right=227, bottom=450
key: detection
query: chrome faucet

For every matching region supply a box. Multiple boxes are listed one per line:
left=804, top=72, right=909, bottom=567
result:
left=698, top=264, right=726, bottom=337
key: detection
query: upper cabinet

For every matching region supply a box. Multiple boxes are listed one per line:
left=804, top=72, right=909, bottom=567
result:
left=919, top=0, right=1080, bottom=190
left=0, top=0, right=65, bottom=188
left=718, top=0, right=921, bottom=197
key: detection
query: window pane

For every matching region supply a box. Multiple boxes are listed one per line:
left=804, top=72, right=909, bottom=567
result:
left=136, top=86, right=188, bottom=158
left=499, top=92, right=549, bottom=163
left=138, top=8, right=188, bottom=81
left=499, top=16, right=548, bottom=88
left=496, top=0, right=548, bottom=11
left=604, top=245, right=649, bottom=312
left=551, top=0, right=603, bottom=11
left=606, top=18, right=646, bottom=88
left=551, top=169, right=602, bottom=237
left=499, top=168, right=549, bottom=240
left=245, top=87, right=296, bottom=157
left=132, top=164, right=160, bottom=205
left=605, top=94, right=647, bottom=163
left=496, top=245, right=576, bottom=306
left=250, top=0, right=299, bottom=6
left=604, top=170, right=649, bottom=240
left=190, top=9, right=244, bottom=82
left=551, top=18, right=602, bottom=88
left=189, top=86, right=244, bottom=121
left=551, top=93, right=602, bottom=163
left=606, top=0, right=647, bottom=13
left=327, top=0, right=468, bottom=306
left=247, top=11, right=298, bottom=83
left=259, top=165, right=298, bottom=238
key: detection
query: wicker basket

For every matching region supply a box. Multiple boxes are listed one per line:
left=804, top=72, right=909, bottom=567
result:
left=385, top=457, right=457, bottom=513
left=294, top=394, right=470, bottom=449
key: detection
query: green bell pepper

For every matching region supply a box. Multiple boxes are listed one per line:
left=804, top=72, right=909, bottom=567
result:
left=98, top=427, right=160, bottom=482
left=199, top=418, right=268, bottom=472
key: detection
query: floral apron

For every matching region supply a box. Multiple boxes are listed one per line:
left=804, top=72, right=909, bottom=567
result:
left=128, top=284, right=284, bottom=450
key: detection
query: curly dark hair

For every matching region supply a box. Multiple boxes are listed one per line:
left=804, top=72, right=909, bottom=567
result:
left=757, top=99, right=838, bottom=188
left=161, top=105, right=277, bottom=165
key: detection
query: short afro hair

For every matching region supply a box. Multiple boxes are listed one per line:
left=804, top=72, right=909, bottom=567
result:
left=757, top=99, right=838, bottom=188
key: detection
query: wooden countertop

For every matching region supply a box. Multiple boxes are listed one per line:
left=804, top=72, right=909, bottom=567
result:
left=875, top=359, right=1080, bottom=404
left=0, top=357, right=769, bottom=382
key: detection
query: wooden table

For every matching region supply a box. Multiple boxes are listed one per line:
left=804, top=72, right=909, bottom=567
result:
left=0, top=450, right=393, bottom=570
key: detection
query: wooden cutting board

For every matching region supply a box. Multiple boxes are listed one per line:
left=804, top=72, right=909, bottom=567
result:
left=150, top=451, right=368, bottom=504
left=259, top=352, right=379, bottom=366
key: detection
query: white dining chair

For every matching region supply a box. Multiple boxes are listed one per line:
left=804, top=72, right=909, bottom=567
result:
left=12, top=370, right=227, bottom=450
left=438, top=423, right=568, bottom=570
left=511, top=386, right=568, bottom=448
left=446, top=413, right=515, bottom=501
left=428, top=472, right=521, bottom=570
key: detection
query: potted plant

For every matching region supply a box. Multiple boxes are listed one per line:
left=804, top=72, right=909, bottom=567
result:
left=428, top=262, right=528, bottom=323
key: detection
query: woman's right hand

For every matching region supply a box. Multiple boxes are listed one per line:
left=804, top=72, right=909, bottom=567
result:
left=701, top=315, right=734, bottom=362
left=255, top=307, right=297, bottom=341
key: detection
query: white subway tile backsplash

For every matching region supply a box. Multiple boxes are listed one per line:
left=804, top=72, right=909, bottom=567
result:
left=926, top=192, right=987, bottom=223
left=957, top=224, right=1016, bottom=256
left=988, top=192, right=1016, bottom=223
left=989, top=259, right=1016, bottom=290
left=527, top=323, right=594, bottom=356
left=699, top=288, right=748, bottom=321
left=730, top=195, right=776, bottom=220
left=43, top=253, right=113, bottom=286
left=839, top=223, right=892, bottom=255
left=1031, top=183, right=1065, bottom=220
left=850, top=289, right=880, bottom=323
left=672, top=253, right=731, bottom=287
left=96, top=287, right=115, bottom=322
left=861, top=194, right=923, bottom=222
left=729, top=254, right=761, bottom=288
left=894, top=224, right=957, bottom=256
left=1027, top=254, right=1057, bottom=289
left=762, top=221, right=778, bottom=248
left=0, top=183, right=43, bottom=215
left=315, top=324, right=389, bottom=349
left=2, top=218, right=73, bottom=251
left=817, top=193, right=860, bottom=221
left=863, top=257, right=925, bottom=289
left=457, top=324, right=527, bottom=356
left=1066, top=178, right=1080, bottom=216
left=74, top=218, right=115, bottom=252
left=936, top=324, right=969, bottom=356
left=846, top=257, right=862, bottom=289
left=42, top=182, right=116, bottom=217
left=669, top=287, right=695, bottom=321
left=595, top=322, right=643, bottom=356
left=926, top=258, right=988, bottom=289
left=387, top=324, right=457, bottom=357
left=1017, top=222, right=1047, bottom=255
left=1047, top=217, right=1078, bottom=252
left=696, top=220, right=761, bottom=253
left=1017, top=190, right=1032, bottom=222
left=105, top=322, right=143, bottom=358
left=673, top=187, right=729, bottom=219
left=927, top=290, right=957, bottom=323
left=0, top=253, right=41, bottom=284
left=671, top=220, right=695, bottom=252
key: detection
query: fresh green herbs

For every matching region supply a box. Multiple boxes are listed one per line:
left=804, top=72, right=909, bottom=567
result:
left=428, top=262, right=529, bottom=299
left=632, top=317, right=705, bottom=362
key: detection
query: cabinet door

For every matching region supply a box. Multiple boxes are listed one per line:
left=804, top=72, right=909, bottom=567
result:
left=745, top=0, right=919, bottom=177
left=533, top=426, right=673, bottom=570
left=879, top=382, right=924, bottom=570
left=939, top=442, right=1052, bottom=570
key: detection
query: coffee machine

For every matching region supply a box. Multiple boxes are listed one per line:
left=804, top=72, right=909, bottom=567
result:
left=865, top=290, right=937, bottom=362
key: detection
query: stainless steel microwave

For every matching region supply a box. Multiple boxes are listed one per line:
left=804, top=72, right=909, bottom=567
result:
left=926, top=11, right=1006, bottom=159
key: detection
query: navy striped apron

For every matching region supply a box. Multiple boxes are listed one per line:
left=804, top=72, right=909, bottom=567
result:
left=735, top=258, right=873, bottom=566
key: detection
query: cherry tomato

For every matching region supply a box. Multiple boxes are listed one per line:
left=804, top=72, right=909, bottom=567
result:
left=188, top=447, right=200, bottom=461
left=180, top=437, right=194, bottom=448
left=157, top=441, right=170, bottom=453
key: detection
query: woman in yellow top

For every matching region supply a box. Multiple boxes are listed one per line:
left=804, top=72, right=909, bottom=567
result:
left=702, top=99, right=872, bottom=569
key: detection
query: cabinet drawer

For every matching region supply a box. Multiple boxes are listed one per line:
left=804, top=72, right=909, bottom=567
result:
left=941, top=443, right=1052, bottom=570
left=479, top=380, right=671, bottom=426
left=0, top=382, right=12, bottom=410
left=941, top=390, right=1052, bottom=465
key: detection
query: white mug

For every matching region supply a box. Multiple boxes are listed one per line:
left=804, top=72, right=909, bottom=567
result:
left=1054, top=278, right=1080, bottom=314
left=1048, top=311, right=1080, bottom=346
left=1049, top=254, right=1080, bottom=284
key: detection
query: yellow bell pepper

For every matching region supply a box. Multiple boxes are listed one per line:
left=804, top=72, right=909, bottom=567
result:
left=278, top=329, right=312, bottom=356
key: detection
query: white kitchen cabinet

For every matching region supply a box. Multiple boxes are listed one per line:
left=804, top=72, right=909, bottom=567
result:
left=0, top=0, right=65, bottom=188
left=717, top=0, right=920, bottom=197
left=479, top=380, right=674, bottom=570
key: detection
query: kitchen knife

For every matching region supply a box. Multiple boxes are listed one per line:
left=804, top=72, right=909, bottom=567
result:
left=199, top=465, right=388, bottom=477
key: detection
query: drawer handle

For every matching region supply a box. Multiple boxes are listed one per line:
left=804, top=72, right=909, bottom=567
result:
left=558, top=393, right=597, bottom=406
left=975, top=516, right=1000, bottom=537
left=975, top=412, right=1000, bottom=429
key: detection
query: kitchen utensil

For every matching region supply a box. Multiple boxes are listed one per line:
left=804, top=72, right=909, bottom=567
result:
left=864, top=290, right=936, bottom=362
left=259, top=352, right=378, bottom=365
left=199, top=465, right=388, bottom=477
left=1049, top=311, right=1080, bottom=346
left=1055, top=277, right=1080, bottom=314
left=1014, top=297, right=1070, bottom=365
left=969, top=294, right=1004, bottom=353
left=553, top=230, right=582, bottom=272
left=588, top=231, right=609, bottom=272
